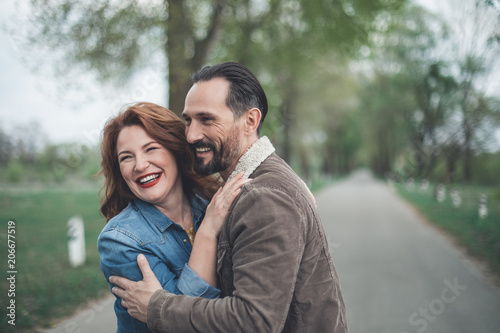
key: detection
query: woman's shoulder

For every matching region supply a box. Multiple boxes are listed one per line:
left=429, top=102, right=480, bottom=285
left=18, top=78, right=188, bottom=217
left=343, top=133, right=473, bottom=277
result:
left=98, top=202, right=149, bottom=244
left=105, top=202, right=139, bottom=228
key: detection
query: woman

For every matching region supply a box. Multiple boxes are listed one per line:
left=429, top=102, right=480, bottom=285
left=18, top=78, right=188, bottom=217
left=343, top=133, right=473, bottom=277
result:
left=97, top=102, right=248, bottom=332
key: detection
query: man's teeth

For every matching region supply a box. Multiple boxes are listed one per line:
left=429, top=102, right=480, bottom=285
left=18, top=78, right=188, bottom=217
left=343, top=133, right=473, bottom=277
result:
left=197, top=147, right=211, bottom=152
left=139, top=174, right=160, bottom=184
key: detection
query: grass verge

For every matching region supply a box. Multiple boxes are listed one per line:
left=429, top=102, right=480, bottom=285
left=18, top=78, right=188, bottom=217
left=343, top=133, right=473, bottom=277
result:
left=395, top=182, right=500, bottom=280
left=0, top=188, right=109, bottom=332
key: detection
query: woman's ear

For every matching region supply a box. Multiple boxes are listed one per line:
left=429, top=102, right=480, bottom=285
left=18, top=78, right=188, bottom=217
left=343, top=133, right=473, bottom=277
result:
left=243, top=108, right=262, bottom=136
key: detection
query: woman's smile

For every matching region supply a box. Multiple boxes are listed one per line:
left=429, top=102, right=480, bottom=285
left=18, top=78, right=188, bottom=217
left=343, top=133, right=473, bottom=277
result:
left=136, top=172, right=162, bottom=188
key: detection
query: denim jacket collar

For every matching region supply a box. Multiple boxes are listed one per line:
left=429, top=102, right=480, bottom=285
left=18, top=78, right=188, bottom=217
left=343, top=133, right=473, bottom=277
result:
left=133, top=192, right=208, bottom=233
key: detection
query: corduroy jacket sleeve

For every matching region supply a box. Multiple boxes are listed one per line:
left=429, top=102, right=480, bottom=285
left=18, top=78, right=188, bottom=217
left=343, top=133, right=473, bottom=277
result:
left=147, top=185, right=304, bottom=333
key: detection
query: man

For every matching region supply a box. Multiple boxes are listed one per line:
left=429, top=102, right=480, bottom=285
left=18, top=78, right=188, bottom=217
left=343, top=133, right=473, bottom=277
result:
left=110, top=62, right=347, bottom=332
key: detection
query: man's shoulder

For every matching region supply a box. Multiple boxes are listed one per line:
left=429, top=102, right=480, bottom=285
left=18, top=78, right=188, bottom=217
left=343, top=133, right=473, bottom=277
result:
left=250, top=153, right=301, bottom=192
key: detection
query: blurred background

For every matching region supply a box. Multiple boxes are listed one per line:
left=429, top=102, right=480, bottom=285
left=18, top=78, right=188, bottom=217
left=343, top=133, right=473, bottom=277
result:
left=0, top=0, right=499, bottom=332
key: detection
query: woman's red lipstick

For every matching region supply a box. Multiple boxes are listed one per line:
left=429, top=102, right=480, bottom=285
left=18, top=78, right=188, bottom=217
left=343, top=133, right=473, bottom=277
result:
left=135, top=172, right=162, bottom=188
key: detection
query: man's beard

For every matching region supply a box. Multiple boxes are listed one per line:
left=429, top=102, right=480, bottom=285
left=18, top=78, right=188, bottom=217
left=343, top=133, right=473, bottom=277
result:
left=190, top=129, right=241, bottom=176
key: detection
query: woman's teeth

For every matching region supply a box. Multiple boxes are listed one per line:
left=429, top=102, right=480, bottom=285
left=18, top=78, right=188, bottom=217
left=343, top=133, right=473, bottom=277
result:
left=139, top=174, right=160, bottom=184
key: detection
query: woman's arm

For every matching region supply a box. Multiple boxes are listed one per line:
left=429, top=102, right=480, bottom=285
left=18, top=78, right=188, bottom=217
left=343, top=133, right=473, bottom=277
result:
left=187, top=172, right=251, bottom=287
left=98, top=228, right=185, bottom=333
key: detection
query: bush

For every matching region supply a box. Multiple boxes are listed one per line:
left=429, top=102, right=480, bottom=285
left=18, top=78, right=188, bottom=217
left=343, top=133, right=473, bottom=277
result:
left=7, top=159, right=25, bottom=183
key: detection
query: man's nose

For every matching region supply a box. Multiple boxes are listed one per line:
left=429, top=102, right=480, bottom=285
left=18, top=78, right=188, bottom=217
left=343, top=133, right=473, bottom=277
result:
left=185, top=122, right=204, bottom=144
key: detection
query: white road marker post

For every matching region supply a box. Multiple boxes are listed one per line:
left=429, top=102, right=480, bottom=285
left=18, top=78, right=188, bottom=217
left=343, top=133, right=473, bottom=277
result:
left=67, top=216, right=86, bottom=267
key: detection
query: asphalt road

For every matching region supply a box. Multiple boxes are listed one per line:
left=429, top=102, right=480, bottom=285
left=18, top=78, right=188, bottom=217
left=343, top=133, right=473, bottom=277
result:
left=41, top=169, right=500, bottom=332
left=320, top=170, right=500, bottom=333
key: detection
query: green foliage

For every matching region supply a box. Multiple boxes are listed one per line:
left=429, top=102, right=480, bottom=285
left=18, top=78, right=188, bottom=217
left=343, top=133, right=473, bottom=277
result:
left=7, top=159, right=25, bottom=183
left=7, top=0, right=500, bottom=190
left=357, top=71, right=416, bottom=176
left=0, top=189, right=108, bottom=332
left=362, top=2, right=500, bottom=182
left=471, top=152, right=500, bottom=185
left=14, top=0, right=410, bottom=176
left=0, top=141, right=102, bottom=186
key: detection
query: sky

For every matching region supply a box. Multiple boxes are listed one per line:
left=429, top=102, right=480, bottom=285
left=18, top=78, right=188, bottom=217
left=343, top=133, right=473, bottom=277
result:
left=0, top=1, right=166, bottom=146
left=0, top=0, right=498, bottom=148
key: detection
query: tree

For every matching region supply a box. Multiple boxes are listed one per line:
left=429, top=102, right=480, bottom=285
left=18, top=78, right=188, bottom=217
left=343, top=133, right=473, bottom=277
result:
left=0, top=128, right=13, bottom=165
left=16, top=0, right=226, bottom=115
left=16, top=0, right=406, bottom=136
left=442, top=0, right=500, bottom=180
left=13, top=0, right=413, bottom=180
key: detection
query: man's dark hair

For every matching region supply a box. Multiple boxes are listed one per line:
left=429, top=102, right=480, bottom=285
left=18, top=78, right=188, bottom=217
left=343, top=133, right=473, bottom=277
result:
left=192, top=62, right=268, bottom=134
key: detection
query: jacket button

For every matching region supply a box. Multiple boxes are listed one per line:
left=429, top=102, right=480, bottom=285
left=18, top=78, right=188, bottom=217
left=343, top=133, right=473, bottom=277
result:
left=183, top=239, right=187, bottom=243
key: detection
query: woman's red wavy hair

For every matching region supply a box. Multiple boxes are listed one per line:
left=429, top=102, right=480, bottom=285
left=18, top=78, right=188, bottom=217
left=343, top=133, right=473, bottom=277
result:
left=99, top=102, right=220, bottom=221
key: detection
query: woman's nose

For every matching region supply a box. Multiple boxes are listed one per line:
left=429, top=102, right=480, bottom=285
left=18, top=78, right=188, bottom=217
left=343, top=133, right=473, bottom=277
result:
left=134, top=155, right=150, bottom=172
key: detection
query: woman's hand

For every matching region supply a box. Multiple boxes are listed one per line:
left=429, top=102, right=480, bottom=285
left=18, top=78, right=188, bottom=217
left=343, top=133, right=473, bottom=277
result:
left=200, top=172, right=251, bottom=238
left=188, top=172, right=250, bottom=287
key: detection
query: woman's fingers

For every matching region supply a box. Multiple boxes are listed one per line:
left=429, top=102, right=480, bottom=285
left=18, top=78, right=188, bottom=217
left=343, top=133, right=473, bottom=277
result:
left=219, top=172, right=251, bottom=205
left=210, top=172, right=251, bottom=214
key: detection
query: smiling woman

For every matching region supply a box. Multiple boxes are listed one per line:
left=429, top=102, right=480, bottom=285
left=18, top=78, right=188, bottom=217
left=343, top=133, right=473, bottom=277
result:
left=116, top=125, right=183, bottom=214
left=97, top=102, right=250, bottom=333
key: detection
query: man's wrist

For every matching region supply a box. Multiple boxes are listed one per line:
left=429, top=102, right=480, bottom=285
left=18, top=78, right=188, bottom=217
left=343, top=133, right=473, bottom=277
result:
left=147, top=289, right=171, bottom=331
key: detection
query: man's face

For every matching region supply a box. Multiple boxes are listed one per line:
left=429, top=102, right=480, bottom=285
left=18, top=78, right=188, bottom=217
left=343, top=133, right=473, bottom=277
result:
left=182, top=78, right=244, bottom=176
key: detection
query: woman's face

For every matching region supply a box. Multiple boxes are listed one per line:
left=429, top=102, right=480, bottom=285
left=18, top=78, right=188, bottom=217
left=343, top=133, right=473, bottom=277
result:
left=116, top=125, right=181, bottom=207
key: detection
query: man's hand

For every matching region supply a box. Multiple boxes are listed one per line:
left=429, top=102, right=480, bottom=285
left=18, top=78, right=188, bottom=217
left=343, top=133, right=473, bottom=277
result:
left=109, top=254, right=162, bottom=323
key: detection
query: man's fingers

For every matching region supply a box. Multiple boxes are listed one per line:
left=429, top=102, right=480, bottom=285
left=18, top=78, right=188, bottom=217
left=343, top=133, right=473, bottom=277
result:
left=121, top=298, right=128, bottom=309
left=112, top=285, right=126, bottom=299
left=109, top=275, right=131, bottom=290
left=136, top=254, right=154, bottom=280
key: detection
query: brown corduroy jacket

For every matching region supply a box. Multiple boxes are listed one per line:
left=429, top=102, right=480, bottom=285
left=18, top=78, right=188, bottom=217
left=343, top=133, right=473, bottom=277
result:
left=147, top=138, right=347, bottom=333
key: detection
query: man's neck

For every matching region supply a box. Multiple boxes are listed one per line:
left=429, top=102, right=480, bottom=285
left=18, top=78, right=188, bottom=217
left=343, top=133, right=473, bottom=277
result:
left=220, top=136, right=258, bottom=181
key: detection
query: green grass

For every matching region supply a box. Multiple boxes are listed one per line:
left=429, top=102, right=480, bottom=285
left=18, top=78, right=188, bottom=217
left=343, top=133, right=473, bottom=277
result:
left=0, top=187, right=110, bottom=332
left=396, top=182, right=500, bottom=278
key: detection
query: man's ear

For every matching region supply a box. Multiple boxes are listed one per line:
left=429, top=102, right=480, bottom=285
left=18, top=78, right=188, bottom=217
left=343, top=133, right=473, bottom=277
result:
left=243, top=108, right=262, bottom=135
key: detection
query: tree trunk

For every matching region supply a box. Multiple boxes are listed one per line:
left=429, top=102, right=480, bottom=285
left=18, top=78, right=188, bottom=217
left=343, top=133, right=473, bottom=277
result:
left=463, top=123, right=473, bottom=181
left=165, top=0, right=193, bottom=116
left=165, top=0, right=225, bottom=116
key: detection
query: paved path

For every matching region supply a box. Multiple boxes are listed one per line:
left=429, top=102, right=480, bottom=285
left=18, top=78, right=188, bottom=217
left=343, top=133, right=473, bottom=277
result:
left=42, top=169, right=500, bottom=332
left=319, top=170, right=500, bottom=333
left=38, top=295, right=116, bottom=333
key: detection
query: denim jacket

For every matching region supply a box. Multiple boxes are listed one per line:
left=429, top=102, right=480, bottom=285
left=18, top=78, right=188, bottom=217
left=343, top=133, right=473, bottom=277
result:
left=98, top=192, right=220, bottom=333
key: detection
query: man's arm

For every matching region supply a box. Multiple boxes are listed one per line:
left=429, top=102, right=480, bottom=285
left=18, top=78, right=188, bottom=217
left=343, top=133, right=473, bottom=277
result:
left=122, top=187, right=304, bottom=332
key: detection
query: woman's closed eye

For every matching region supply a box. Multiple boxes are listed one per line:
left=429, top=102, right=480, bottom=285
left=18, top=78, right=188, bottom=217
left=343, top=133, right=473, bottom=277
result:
left=119, top=155, right=132, bottom=163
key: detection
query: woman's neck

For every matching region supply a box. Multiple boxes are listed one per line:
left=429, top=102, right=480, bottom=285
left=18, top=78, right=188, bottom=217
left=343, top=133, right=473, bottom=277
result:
left=154, top=180, right=192, bottom=230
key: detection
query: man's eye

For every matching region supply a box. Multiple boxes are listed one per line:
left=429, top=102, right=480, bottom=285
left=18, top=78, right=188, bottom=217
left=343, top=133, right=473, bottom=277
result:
left=201, top=117, right=213, bottom=123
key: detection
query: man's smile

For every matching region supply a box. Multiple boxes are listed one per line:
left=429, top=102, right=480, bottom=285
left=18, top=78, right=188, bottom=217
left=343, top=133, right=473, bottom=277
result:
left=196, top=147, right=211, bottom=153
